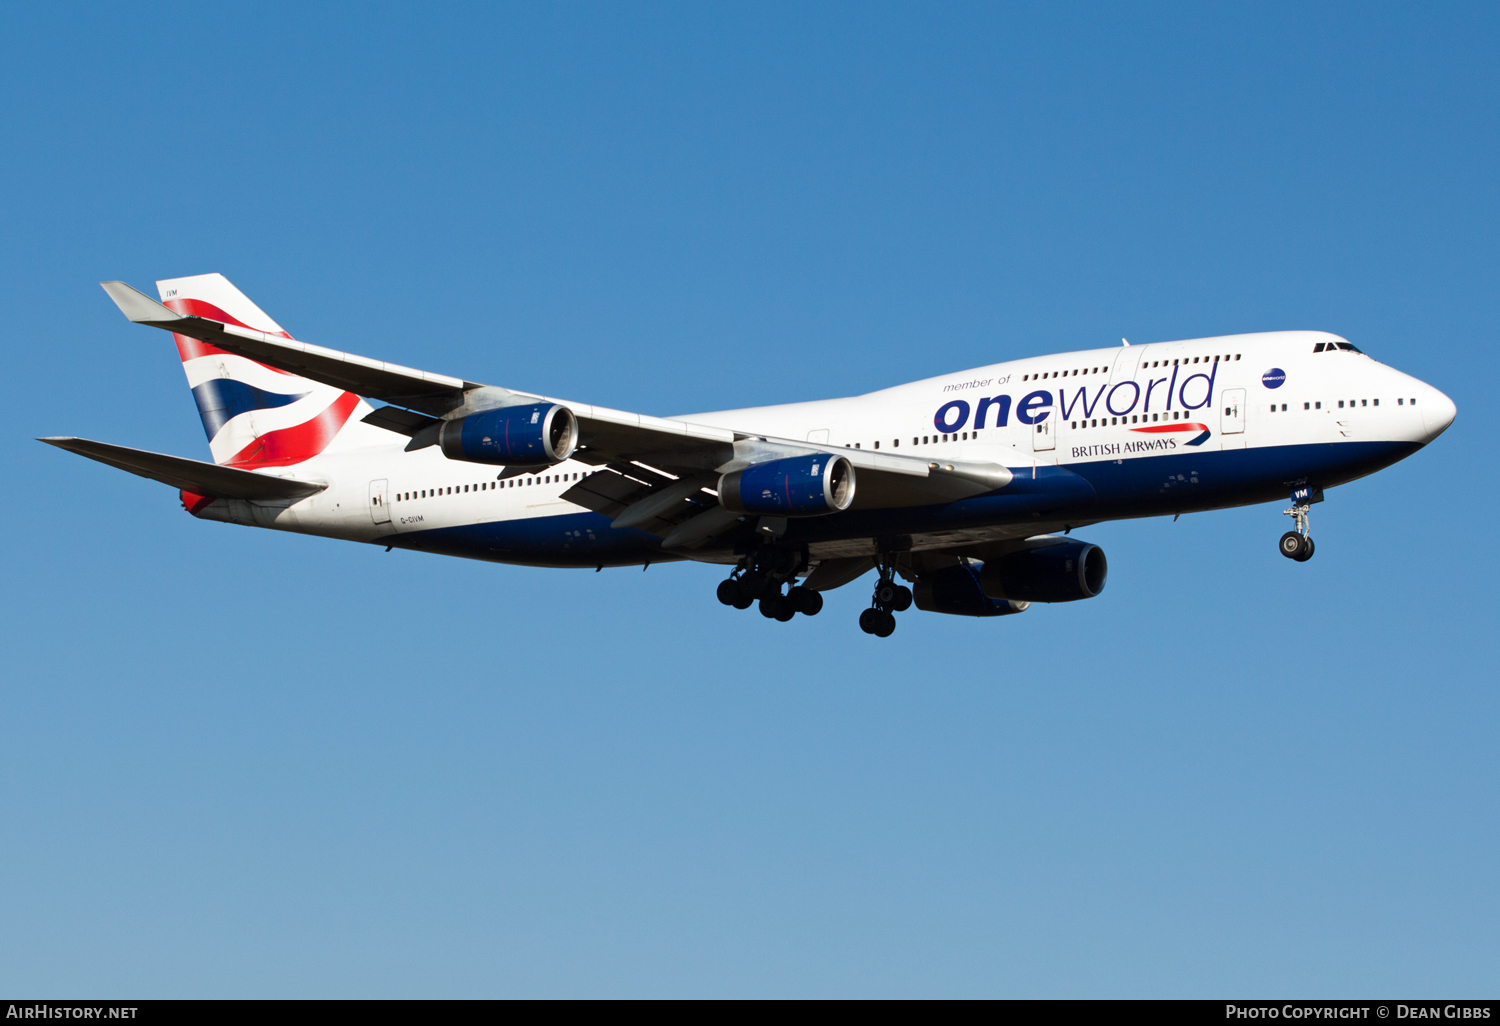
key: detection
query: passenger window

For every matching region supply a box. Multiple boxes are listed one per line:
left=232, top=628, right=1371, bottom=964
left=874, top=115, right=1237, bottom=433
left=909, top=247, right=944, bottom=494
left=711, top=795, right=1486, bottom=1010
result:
left=1282, top=404, right=1287, bottom=411
left=1373, top=399, right=1379, bottom=406
left=1361, top=399, right=1367, bottom=407
left=1338, top=401, right=1344, bottom=408
left=873, top=441, right=880, bottom=449
left=1315, top=402, right=1321, bottom=409
left=1304, top=403, right=1309, bottom=410
left=972, top=430, right=980, bottom=439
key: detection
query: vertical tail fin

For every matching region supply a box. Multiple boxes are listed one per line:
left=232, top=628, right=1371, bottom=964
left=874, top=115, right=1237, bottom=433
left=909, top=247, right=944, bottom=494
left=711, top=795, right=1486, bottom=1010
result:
left=156, top=274, right=378, bottom=467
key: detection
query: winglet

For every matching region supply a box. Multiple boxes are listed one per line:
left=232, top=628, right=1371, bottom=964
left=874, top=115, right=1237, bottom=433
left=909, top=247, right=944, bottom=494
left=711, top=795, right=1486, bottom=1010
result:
left=99, top=280, right=185, bottom=326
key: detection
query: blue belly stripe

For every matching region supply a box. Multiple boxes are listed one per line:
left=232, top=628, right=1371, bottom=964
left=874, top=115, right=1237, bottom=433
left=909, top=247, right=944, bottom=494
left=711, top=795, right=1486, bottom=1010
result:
left=389, top=440, right=1422, bottom=565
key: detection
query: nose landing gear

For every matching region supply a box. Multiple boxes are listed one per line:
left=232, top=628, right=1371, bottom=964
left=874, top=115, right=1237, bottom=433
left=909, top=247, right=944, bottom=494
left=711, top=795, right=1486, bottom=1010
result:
left=859, top=565, right=912, bottom=637
left=1279, top=500, right=1315, bottom=561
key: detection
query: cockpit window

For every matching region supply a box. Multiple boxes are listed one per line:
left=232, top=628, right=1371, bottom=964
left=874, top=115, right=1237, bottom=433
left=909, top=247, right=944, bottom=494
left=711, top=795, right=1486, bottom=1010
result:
left=1336, top=342, right=1363, bottom=353
left=1314, top=341, right=1366, bottom=354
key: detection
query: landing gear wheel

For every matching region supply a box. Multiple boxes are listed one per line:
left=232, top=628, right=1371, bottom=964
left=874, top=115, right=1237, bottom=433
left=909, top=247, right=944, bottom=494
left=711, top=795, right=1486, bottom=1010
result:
left=739, top=573, right=768, bottom=601
left=760, top=593, right=796, bottom=621
left=1293, top=536, right=1315, bottom=562
left=872, top=610, right=896, bottom=637
left=716, top=579, right=740, bottom=606
left=890, top=585, right=912, bottom=612
left=1279, top=531, right=1306, bottom=559
left=875, top=580, right=899, bottom=606
left=732, top=590, right=754, bottom=610
left=788, top=587, right=823, bottom=616
left=858, top=608, right=880, bottom=634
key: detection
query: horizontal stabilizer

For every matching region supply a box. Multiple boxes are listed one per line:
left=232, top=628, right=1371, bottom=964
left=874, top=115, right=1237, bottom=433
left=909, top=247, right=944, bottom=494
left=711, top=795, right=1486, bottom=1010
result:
left=38, top=437, right=325, bottom=501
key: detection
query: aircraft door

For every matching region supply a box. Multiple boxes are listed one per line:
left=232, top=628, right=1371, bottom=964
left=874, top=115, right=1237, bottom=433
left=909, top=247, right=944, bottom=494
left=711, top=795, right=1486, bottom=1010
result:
left=369, top=479, right=391, bottom=524
left=1221, top=388, right=1245, bottom=434
left=1031, top=406, right=1056, bottom=451
left=1109, top=344, right=1143, bottom=385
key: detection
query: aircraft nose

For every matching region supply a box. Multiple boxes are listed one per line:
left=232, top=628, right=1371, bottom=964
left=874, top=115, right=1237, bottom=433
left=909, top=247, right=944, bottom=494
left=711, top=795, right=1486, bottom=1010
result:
left=1422, top=386, right=1457, bottom=442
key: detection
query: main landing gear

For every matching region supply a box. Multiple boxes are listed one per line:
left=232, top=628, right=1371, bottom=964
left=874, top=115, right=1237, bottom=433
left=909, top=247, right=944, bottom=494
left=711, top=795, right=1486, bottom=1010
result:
left=858, top=565, right=912, bottom=638
left=716, top=549, right=824, bottom=622
left=1279, top=501, right=1315, bottom=562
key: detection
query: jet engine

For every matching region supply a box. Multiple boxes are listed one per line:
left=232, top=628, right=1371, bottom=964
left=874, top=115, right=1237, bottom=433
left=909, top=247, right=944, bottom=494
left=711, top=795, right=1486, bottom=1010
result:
left=912, top=563, right=1030, bottom=618
left=719, top=454, right=856, bottom=516
left=979, top=539, right=1107, bottom=603
left=438, top=403, right=578, bottom=466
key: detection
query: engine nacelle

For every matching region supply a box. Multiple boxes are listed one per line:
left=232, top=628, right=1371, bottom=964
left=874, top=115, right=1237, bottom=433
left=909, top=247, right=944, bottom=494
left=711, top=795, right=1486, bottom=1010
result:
left=979, top=539, right=1107, bottom=603
left=719, top=454, right=856, bottom=516
left=438, top=403, right=578, bottom=467
left=913, top=563, right=1030, bottom=618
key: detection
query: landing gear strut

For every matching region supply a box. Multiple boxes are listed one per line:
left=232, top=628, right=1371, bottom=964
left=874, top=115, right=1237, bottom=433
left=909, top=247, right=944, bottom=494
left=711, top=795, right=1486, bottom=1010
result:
left=859, top=563, right=912, bottom=637
left=1279, top=501, right=1315, bottom=562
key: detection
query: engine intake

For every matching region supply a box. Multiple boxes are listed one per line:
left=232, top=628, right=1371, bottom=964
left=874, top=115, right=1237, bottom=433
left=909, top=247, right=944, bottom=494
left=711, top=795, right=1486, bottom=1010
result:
left=979, top=539, right=1107, bottom=603
left=913, top=563, right=1030, bottom=618
left=719, top=454, right=855, bottom=516
left=438, top=403, right=578, bottom=467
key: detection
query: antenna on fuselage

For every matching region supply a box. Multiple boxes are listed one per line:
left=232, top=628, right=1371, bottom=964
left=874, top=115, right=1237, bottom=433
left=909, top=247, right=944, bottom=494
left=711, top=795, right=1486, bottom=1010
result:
left=1121, top=338, right=1130, bottom=346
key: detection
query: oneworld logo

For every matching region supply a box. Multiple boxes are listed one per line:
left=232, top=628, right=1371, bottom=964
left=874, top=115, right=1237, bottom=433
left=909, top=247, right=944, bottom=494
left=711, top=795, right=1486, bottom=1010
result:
left=1262, top=368, right=1286, bottom=389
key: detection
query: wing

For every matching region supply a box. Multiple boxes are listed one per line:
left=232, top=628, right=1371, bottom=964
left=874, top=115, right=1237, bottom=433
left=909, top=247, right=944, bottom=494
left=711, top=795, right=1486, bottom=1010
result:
left=38, top=437, right=325, bottom=501
left=100, top=280, right=1042, bottom=541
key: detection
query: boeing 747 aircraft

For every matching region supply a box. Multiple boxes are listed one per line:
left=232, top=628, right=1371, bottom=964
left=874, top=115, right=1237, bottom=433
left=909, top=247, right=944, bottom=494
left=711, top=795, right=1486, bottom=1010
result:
left=42, top=274, right=1456, bottom=636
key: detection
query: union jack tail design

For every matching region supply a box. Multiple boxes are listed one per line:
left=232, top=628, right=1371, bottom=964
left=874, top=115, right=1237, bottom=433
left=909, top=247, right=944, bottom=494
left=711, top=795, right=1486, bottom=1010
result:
left=157, top=274, right=383, bottom=467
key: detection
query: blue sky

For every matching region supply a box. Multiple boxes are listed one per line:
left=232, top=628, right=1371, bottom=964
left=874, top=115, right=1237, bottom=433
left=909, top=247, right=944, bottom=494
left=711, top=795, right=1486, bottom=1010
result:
left=1, top=1, right=1496, bottom=997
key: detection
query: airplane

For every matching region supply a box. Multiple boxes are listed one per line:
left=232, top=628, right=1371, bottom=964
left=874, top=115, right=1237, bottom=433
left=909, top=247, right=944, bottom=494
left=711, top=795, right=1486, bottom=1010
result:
left=41, top=273, right=1456, bottom=637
